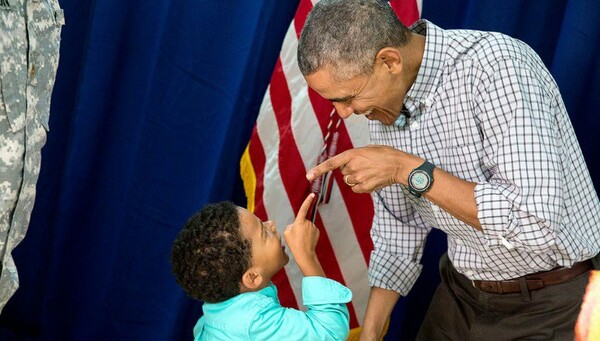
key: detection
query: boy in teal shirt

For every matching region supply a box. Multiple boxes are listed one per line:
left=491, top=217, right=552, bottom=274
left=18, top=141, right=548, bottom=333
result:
left=171, top=194, right=352, bottom=340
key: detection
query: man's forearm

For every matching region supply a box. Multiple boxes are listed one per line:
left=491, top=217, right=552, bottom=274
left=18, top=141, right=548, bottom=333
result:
left=394, top=153, right=482, bottom=231
left=360, top=287, right=401, bottom=341
left=423, top=167, right=481, bottom=230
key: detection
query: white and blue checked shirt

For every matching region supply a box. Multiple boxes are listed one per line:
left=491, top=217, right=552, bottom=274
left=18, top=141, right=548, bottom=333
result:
left=368, top=20, right=600, bottom=296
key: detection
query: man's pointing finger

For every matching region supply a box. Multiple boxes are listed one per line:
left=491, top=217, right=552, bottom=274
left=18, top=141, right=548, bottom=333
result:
left=306, top=152, right=351, bottom=180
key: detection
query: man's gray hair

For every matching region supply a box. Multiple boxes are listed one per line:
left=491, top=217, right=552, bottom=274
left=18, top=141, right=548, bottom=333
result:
left=298, top=0, right=411, bottom=80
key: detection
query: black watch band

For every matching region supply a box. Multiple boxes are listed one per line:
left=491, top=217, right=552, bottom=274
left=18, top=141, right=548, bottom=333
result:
left=407, top=160, right=435, bottom=197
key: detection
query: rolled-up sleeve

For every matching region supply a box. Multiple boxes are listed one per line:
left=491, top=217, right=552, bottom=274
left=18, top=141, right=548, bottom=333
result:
left=474, top=57, right=564, bottom=253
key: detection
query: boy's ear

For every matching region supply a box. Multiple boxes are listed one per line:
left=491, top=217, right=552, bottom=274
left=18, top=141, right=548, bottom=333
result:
left=241, top=267, right=264, bottom=291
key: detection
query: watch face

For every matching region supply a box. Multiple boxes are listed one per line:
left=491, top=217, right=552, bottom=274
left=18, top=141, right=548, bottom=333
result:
left=410, top=171, right=430, bottom=191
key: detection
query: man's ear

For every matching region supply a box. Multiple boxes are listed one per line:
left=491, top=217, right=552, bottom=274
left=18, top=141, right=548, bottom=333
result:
left=241, top=267, right=264, bottom=291
left=376, top=47, right=403, bottom=74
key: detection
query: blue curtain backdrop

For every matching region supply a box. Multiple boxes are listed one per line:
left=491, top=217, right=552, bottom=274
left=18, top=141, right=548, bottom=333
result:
left=0, top=0, right=598, bottom=340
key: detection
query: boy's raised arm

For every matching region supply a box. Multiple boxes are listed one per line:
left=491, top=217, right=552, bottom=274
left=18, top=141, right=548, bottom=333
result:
left=284, top=193, right=326, bottom=277
left=248, top=193, right=352, bottom=340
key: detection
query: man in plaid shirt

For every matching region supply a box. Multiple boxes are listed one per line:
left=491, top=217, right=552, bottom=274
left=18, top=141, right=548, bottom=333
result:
left=298, top=0, right=600, bottom=339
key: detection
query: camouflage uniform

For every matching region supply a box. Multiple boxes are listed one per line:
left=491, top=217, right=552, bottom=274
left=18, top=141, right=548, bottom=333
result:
left=0, top=0, right=64, bottom=311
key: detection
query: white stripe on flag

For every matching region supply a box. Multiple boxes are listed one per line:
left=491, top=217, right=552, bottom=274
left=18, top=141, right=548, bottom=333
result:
left=318, top=184, right=371, bottom=323
left=281, top=22, right=324, bottom=171
left=256, top=90, right=304, bottom=308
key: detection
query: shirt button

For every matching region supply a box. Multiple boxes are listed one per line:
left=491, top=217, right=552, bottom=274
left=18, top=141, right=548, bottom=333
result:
left=464, top=270, right=474, bottom=277
left=500, top=236, right=514, bottom=250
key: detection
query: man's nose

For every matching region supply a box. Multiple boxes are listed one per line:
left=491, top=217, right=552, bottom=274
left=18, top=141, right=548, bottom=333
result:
left=333, top=102, right=353, bottom=119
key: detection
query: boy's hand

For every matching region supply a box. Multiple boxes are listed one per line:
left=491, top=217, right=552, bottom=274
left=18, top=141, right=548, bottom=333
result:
left=284, top=194, right=325, bottom=277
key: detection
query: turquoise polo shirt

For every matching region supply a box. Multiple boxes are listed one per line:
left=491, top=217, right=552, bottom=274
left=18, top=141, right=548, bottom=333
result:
left=193, top=277, right=352, bottom=340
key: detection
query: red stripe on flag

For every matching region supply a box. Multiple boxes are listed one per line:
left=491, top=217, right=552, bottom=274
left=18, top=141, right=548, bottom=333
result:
left=268, top=59, right=310, bottom=206
left=268, top=57, right=325, bottom=311
left=390, top=0, right=420, bottom=26
left=294, top=0, right=313, bottom=39
left=249, top=127, right=299, bottom=309
left=249, top=126, right=267, bottom=219
left=306, top=77, right=375, bottom=264
left=332, top=122, right=374, bottom=263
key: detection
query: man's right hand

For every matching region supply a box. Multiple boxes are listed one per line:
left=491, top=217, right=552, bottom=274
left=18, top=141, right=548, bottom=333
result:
left=306, top=145, right=422, bottom=193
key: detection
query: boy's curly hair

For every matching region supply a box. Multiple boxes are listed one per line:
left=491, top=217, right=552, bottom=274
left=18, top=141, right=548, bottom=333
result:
left=171, top=202, right=252, bottom=303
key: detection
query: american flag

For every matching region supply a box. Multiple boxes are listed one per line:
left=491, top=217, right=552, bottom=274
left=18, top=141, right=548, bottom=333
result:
left=240, top=0, right=420, bottom=336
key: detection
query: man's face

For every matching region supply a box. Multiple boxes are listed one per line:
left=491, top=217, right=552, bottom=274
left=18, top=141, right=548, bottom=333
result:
left=238, top=208, right=289, bottom=280
left=304, top=64, right=405, bottom=125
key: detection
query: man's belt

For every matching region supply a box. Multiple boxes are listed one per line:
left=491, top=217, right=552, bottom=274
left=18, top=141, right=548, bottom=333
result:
left=472, top=260, right=592, bottom=294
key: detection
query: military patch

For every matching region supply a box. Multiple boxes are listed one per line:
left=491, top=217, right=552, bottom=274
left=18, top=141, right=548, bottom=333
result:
left=0, top=0, right=10, bottom=9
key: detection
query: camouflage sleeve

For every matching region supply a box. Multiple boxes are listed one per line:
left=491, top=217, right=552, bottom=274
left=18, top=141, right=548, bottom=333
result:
left=0, top=0, right=64, bottom=313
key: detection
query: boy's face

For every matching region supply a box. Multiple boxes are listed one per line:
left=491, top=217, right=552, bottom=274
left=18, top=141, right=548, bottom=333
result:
left=238, top=207, right=289, bottom=281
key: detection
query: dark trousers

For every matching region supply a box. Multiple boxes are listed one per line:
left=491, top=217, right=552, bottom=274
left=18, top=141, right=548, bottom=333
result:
left=416, top=254, right=590, bottom=340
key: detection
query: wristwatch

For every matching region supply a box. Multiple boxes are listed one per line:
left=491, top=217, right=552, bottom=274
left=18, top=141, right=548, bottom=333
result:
left=407, top=160, right=435, bottom=197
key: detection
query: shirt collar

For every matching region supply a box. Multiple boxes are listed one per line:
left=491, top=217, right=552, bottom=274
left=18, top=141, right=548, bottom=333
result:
left=203, top=282, right=278, bottom=309
left=200, top=282, right=278, bottom=327
left=261, top=282, right=278, bottom=299
left=404, top=19, right=446, bottom=118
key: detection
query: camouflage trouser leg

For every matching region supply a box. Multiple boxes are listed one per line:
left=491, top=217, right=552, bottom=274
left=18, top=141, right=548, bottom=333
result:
left=0, top=108, right=46, bottom=313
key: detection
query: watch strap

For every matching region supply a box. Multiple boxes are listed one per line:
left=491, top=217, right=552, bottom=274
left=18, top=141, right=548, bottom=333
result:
left=419, top=160, right=435, bottom=175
